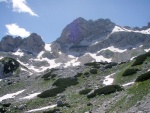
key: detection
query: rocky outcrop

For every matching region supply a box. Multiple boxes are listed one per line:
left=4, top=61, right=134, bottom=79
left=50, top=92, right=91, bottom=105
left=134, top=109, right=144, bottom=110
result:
left=20, top=33, right=45, bottom=54
left=0, top=33, right=45, bottom=54
left=88, top=32, right=150, bottom=53
left=0, top=35, right=22, bottom=52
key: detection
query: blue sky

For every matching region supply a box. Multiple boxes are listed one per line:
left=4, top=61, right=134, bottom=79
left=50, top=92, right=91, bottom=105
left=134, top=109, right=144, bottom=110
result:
left=0, top=0, right=150, bottom=43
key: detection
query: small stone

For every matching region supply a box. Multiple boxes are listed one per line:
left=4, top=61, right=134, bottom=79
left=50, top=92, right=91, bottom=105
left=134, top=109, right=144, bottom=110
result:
left=18, top=104, right=25, bottom=110
left=57, top=100, right=63, bottom=106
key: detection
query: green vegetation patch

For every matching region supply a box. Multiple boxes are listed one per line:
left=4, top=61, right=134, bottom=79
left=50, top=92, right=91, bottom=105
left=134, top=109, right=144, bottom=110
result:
left=53, top=77, right=78, bottom=88
left=135, top=71, right=150, bottom=82
left=132, top=52, right=150, bottom=66
left=108, top=80, right=150, bottom=112
left=79, top=89, right=92, bottom=95
left=84, top=72, right=90, bottom=75
left=42, top=69, right=57, bottom=80
left=74, top=73, right=83, bottom=78
left=87, top=85, right=123, bottom=98
left=37, top=87, right=65, bottom=98
left=84, top=62, right=101, bottom=68
left=38, top=77, right=79, bottom=98
left=0, top=57, right=20, bottom=74
left=122, top=68, right=139, bottom=76
left=90, top=68, right=98, bottom=74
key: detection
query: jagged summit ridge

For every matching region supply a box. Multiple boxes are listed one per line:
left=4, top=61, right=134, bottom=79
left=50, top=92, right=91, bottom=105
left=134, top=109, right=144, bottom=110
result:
left=57, top=17, right=115, bottom=44
left=0, top=33, right=45, bottom=54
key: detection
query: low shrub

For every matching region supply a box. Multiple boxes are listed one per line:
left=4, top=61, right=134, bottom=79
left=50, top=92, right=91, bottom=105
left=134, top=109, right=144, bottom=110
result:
left=122, top=68, right=139, bottom=76
left=87, top=85, right=123, bottom=98
left=42, top=69, right=57, bottom=80
left=84, top=72, right=89, bottom=75
left=53, top=77, right=78, bottom=88
left=90, top=68, right=98, bottom=74
left=84, top=62, right=97, bottom=66
left=37, top=87, right=65, bottom=98
left=95, top=85, right=123, bottom=95
left=135, top=71, right=150, bottom=82
left=132, top=52, right=150, bottom=66
left=79, top=89, right=92, bottom=95
left=38, top=77, right=79, bottom=98
left=0, top=107, right=7, bottom=113
left=75, top=73, right=83, bottom=78
left=104, top=62, right=118, bottom=69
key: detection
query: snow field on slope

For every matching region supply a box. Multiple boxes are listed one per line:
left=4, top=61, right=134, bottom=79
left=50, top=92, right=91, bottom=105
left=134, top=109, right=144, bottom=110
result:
left=103, top=73, right=115, bottom=85
left=0, top=89, right=25, bottom=102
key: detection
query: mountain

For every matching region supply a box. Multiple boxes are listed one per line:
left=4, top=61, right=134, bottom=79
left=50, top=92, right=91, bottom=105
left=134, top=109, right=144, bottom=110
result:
left=0, top=17, right=150, bottom=113
left=0, top=51, right=150, bottom=113
left=0, top=18, right=150, bottom=73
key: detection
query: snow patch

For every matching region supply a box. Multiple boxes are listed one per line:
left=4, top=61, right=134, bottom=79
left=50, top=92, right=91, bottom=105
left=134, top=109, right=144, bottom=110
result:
left=20, top=92, right=41, bottom=100
left=112, top=26, right=125, bottom=33
left=103, top=73, right=115, bottom=85
left=0, top=57, right=4, bottom=60
left=122, top=82, right=134, bottom=87
left=37, top=51, right=44, bottom=59
left=144, top=48, right=150, bottom=52
left=98, top=46, right=127, bottom=53
left=0, top=79, right=2, bottom=82
left=86, top=53, right=112, bottom=62
left=64, top=58, right=80, bottom=68
left=26, top=104, right=57, bottom=113
left=112, top=26, right=150, bottom=34
left=13, top=49, right=24, bottom=57
left=17, top=59, right=29, bottom=66
left=0, top=90, right=25, bottom=102
left=29, top=58, right=61, bottom=72
left=21, top=68, right=33, bottom=75
left=68, top=55, right=76, bottom=58
left=45, top=44, right=51, bottom=51
left=130, top=56, right=137, bottom=61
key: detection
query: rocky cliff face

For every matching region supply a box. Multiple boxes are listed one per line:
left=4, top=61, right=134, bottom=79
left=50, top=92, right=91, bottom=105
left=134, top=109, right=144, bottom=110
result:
left=0, top=35, right=22, bottom=52
left=0, top=33, right=45, bottom=54
left=57, top=17, right=115, bottom=44
left=20, top=33, right=45, bottom=54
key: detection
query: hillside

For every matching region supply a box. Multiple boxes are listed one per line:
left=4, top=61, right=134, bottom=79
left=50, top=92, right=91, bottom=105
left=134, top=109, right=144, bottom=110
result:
left=0, top=52, right=150, bottom=113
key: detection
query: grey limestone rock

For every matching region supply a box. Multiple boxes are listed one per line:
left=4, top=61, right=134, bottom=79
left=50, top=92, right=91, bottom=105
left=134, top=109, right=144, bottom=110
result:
left=20, top=33, right=45, bottom=54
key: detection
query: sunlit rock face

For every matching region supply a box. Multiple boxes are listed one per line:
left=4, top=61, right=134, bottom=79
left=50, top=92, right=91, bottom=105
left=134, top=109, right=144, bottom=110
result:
left=57, top=17, right=115, bottom=44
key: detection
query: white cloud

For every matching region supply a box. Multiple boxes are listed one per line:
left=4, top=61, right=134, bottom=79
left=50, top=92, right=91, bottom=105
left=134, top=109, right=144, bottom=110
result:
left=1, top=0, right=38, bottom=16
left=12, top=0, right=38, bottom=16
left=5, top=23, right=30, bottom=37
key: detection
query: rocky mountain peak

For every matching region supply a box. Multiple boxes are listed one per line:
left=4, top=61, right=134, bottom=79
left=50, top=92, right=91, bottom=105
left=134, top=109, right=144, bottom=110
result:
left=0, top=35, right=22, bottom=52
left=20, top=33, right=45, bottom=54
left=57, top=17, right=115, bottom=44
left=0, top=33, right=45, bottom=54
